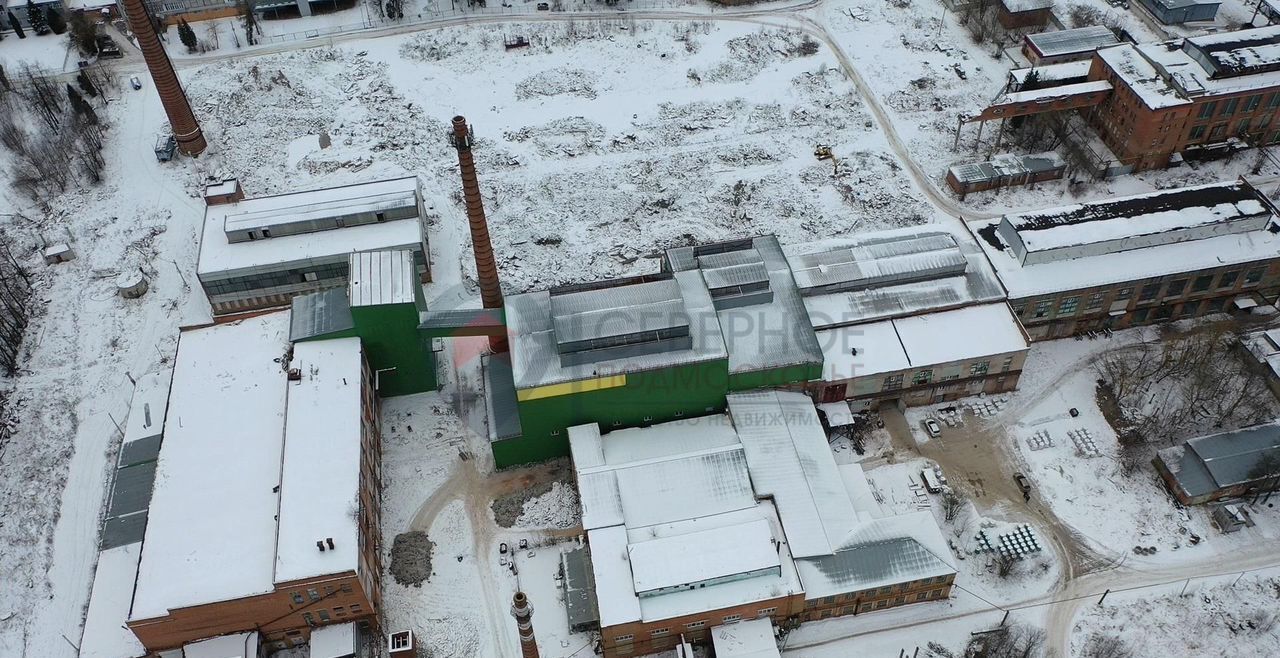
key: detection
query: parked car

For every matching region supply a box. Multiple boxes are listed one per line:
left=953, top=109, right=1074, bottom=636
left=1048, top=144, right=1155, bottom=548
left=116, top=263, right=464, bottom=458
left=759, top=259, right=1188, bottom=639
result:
left=1013, top=472, right=1032, bottom=501
left=922, top=418, right=942, bottom=438
left=536, top=2, right=549, bottom=8
left=129, top=76, right=142, bottom=90
left=96, top=35, right=123, bottom=59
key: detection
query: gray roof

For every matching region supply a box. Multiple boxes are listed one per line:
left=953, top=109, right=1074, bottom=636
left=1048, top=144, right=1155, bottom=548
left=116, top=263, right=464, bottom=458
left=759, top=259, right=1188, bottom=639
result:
left=485, top=353, right=523, bottom=443
left=1160, top=423, right=1280, bottom=498
left=789, top=233, right=967, bottom=295
left=1026, top=26, right=1120, bottom=57
left=506, top=271, right=727, bottom=389
left=562, top=547, right=600, bottom=632
left=796, top=537, right=954, bottom=595
left=289, top=288, right=354, bottom=342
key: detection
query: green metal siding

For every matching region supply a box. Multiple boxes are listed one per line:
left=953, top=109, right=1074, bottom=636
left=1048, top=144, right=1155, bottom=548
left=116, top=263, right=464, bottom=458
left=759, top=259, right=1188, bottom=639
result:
left=496, top=359, right=729, bottom=468
left=350, top=302, right=437, bottom=397
left=292, top=327, right=359, bottom=343
left=728, top=362, right=822, bottom=392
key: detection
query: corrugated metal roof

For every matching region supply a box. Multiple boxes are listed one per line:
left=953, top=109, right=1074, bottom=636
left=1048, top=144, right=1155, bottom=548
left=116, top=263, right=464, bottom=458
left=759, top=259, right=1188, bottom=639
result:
left=562, top=547, right=601, bottom=631
left=728, top=391, right=856, bottom=558
left=1186, top=423, right=1280, bottom=488
left=553, top=299, right=689, bottom=346
left=615, top=447, right=756, bottom=528
left=790, top=233, right=967, bottom=295
left=348, top=249, right=417, bottom=307
left=1026, top=25, right=1119, bottom=57
left=289, top=288, right=354, bottom=342
left=796, top=536, right=953, bottom=597
left=703, top=261, right=770, bottom=290
left=628, top=519, right=778, bottom=594
left=485, top=353, right=522, bottom=443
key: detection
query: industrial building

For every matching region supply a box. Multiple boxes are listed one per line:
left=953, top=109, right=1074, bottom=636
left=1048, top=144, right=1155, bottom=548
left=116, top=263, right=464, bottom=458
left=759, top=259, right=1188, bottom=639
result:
left=487, top=229, right=1028, bottom=467
left=1155, top=422, right=1280, bottom=505
left=1022, top=26, right=1120, bottom=66
left=569, top=391, right=955, bottom=658
left=971, top=179, right=1280, bottom=340
left=945, top=152, right=1066, bottom=199
left=196, top=177, right=429, bottom=315
left=1133, top=0, right=1220, bottom=25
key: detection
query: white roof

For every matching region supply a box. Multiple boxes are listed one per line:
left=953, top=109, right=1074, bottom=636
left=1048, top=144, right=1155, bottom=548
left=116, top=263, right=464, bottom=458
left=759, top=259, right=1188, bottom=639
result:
left=348, top=249, right=418, bottom=307
left=123, top=369, right=172, bottom=445
left=711, top=618, right=781, bottom=658
left=996, top=80, right=1112, bottom=106
left=205, top=179, right=240, bottom=196
left=628, top=519, right=779, bottom=594
left=79, top=544, right=146, bottom=658
left=1009, top=60, right=1093, bottom=85
left=1138, top=30, right=1280, bottom=99
left=728, top=391, right=856, bottom=558
left=197, top=178, right=423, bottom=280
left=1096, top=44, right=1190, bottom=109
left=587, top=525, right=645, bottom=627
left=310, top=622, right=358, bottom=658
left=974, top=214, right=1280, bottom=299
left=183, top=632, right=260, bottom=658
left=891, top=304, right=1027, bottom=368
left=794, top=511, right=956, bottom=600
left=275, top=338, right=364, bottom=584
left=818, top=303, right=1026, bottom=381
left=132, top=314, right=291, bottom=621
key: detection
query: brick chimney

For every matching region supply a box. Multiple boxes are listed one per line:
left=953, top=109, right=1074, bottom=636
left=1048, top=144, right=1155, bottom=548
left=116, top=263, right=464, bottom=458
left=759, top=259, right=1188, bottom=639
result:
left=449, top=115, right=506, bottom=352
left=121, top=0, right=207, bottom=156
left=510, top=591, right=539, bottom=658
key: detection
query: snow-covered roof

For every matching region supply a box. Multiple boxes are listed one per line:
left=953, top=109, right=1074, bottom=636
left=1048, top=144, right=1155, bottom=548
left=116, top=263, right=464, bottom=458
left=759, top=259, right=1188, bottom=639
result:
left=123, top=369, right=172, bottom=445
left=711, top=618, right=781, bottom=658
left=794, top=512, right=956, bottom=600
left=666, top=236, right=822, bottom=377
left=1001, top=0, right=1052, bottom=11
left=628, top=519, right=779, bottom=595
left=729, top=391, right=857, bottom=558
left=818, top=303, right=1027, bottom=381
left=183, top=632, right=260, bottom=658
left=80, top=544, right=146, bottom=658
left=1096, top=44, right=1190, bottom=109
left=197, top=178, right=424, bottom=281
left=506, top=270, right=727, bottom=389
left=1184, top=25, right=1280, bottom=79
left=348, top=249, right=417, bottom=307
left=995, top=80, right=1113, bottom=105
left=1025, top=26, right=1119, bottom=58
left=310, top=622, right=358, bottom=658
left=791, top=226, right=1006, bottom=330
left=949, top=152, right=1065, bottom=185
left=131, top=314, right=291, bottom=621
left=275, top=338, right=364, bottom=584
left=996, top=181, right=1270, bottom=264
left=1009, top=61, right=1094, bottom=86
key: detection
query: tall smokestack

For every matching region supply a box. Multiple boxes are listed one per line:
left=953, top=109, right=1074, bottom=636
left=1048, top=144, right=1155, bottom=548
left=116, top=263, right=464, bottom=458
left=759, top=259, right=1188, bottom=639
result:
left=449, top=115, right=506, bottom=353
left=121, top=0, right=206, bottom=156
left=510, top=591, right=539, bottom=658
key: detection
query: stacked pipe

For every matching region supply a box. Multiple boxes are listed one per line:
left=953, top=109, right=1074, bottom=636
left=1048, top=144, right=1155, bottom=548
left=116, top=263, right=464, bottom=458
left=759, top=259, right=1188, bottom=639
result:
left=450, top=115, right=507, bottom=352
left=120, top=0, right=206, bottom=156
left=510, top=591, right=539, bottom=658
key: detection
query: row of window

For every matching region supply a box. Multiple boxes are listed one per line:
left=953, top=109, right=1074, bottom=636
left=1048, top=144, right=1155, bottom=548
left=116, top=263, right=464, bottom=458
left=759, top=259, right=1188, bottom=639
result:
left=1196, top=93, right=1280, bottom=121
left=203, top=262, right=348, bottom=296
left=882, top=358, right=1012, bottom=393
left=289, top=582, right=354, bottom=605
left=1017, top=267, right=1266, bottom=322
left=616, top=607, right=780, bottom=643
left=300, top=601, right=363, bottom=627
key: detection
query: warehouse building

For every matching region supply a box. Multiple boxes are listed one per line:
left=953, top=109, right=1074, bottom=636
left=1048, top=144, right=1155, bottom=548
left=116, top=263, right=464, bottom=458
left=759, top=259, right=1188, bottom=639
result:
left=196, top=177, right=429, bottom=315
left=1155, top=422, right=1280, bottom=505
left=1022, top=26, right=1120, bottom=66
left=972, top=179, right=1280, bottom=340
left=570, top=391, right=955, bottom=658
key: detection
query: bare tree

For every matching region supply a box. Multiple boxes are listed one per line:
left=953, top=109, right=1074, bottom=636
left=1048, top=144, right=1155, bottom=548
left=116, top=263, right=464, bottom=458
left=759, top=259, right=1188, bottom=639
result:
left=0, top=233, right=31, bottom=375
left=965, top=623, right=1045, bottom=658
left=1081, top=634, right=1132, bottom=658
left=942, top=491, right=965, bottom=522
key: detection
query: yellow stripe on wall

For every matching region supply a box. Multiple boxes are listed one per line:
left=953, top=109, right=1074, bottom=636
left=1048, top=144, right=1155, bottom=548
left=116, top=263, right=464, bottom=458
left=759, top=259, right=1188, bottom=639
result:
left=517, top=374, right=627, bottom=401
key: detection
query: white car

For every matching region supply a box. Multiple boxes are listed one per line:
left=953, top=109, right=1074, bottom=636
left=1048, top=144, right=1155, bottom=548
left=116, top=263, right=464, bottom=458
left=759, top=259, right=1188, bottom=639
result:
left=129, top=76, right=142, bottom=90
left=922, top=418, right=942, bottom=437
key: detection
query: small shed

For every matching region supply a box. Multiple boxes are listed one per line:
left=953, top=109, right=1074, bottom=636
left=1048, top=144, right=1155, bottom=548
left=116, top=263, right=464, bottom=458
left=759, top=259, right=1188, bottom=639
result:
left=711, top=618, right=781, bottom=658
left=154, top=134, right=177, bottom=162
left=998, top=0, right=1053, bottom=30
left=42, top=243, right=75, bottom=265
left=203, top=179, right=244, bottom=206
left=1134, top=0, right=1220, bottom=24
left=946, top=152, right=1066, bottom=199
left=1211, top=504, right=1254, bottom=533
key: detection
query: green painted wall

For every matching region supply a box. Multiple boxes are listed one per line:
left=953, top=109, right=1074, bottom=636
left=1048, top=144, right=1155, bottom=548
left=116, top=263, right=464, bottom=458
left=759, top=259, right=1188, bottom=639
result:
left=293, top=327, right=359, bottom=343
left=350, top=302, right=437, bottom=397
left=494, top=359, right=730, bottom=468
left=728, top=362, right=822, bottom=392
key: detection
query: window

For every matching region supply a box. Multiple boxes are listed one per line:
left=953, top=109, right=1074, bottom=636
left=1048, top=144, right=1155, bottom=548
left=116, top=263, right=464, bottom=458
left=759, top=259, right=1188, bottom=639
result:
left=758, top=607, right=777, bottom=617
left=1086, top=293, right=1104, bottom=310
left=1057, top=296, right=1079, bottom=315
left=879, top=586, right=893, bottom=595
left=335, top=605, right=347, bottom=616
left=1193, top=274, right=1213, bottom=292
left=1189, top=125, right=1206, bottom=140
left=1033, top=300, right=1052, bottom=318
left=1246, top=95, right=1262, bottom=112
left=1220, top=270, right=1240, bottom=288
left=1238, top=119, right=1252, bottom=135
left=1245, top=268, right=1265, bottom=285
left=302, top=612, right=316, bottom=627
left=1139, top=283, right=1161, bottom=301
left=651, top=628, right=670, bottom=637
left=970, top=361, right=990, bottom=377
left=1199, top=101, right=1217, bottom=119
left=686, top=621, right=706, bottom=629
left=1132, top=308, right=1150, bottom=322
left=912, top=369, right=933, bottom=386
left=1154, top=306, right=1173, bottom=320
left=1210, top=124, right=1227, bottom=140
left=1165, top=279, right=1187, bottom=297
left=1271, top=92, right=1280, bottom=109
left=307, top=588, right=320, bottom=602
left=318, top=610, right=330, bottom=622
left=1117, top=287, right=1133, bottom=299
left=616, top=635, right=634, bottom=643
left=351, top=604, right=362, bottom=613
left=1181, top=300, right=1201, bottom=316
left=1012, top=304, right=1025, bottom=317
left=722, top=614, right=742, bottom=624
left=1001, top=356, right=1014, bottom=373
left=1222, top=97, right=1239, bottom=116
left=882, top=374, right=903, bottom=392
left=291, top=592, right=304, bottom=605
left=1207, top=298, right=1227, bottom=312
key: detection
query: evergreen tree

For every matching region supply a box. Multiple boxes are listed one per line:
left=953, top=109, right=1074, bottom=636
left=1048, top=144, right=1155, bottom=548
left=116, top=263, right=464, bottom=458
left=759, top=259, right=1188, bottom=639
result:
left=76, top=69, right=97, bottom=97
left=67, top=11, right=96, bottom=54
left=9, top=12, right=25, bottom=39
left=25, top=0, right=46, bottom=34
left=44, top=6, right=64, bottom=34
left=177, top=18, right=197, bottom=53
